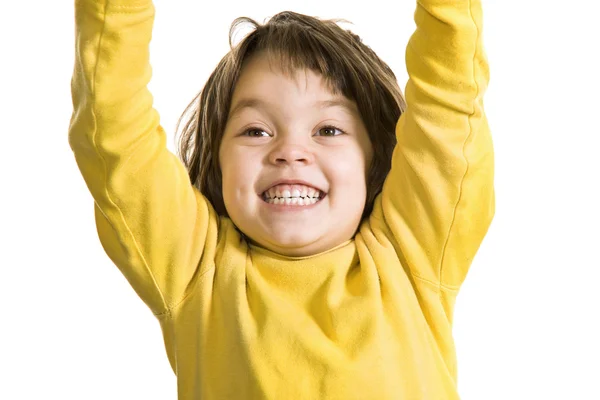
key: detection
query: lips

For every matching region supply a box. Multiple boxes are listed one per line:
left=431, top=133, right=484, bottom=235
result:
left=259, top=180, right=326, bottom=205
left=261, top=179, right=324, bottom=194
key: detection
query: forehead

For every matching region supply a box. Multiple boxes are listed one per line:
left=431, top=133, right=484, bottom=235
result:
left=236, top=54, right=333, bottom=95
left=229, top=54, right=359, bottom=118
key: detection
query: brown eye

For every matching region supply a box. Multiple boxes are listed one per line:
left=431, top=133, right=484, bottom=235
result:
left=315, top=126, right=344, bottom=137
left=243, top=128, right=270, bottom=137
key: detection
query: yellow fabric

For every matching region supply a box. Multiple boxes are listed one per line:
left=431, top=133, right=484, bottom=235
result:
left=69, top=0, right=494, bottom=398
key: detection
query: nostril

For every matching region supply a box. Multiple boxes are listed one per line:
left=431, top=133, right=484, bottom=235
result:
left=269, top=145, right=312, bottom=165
left=275, top=157, right=307, bottom=164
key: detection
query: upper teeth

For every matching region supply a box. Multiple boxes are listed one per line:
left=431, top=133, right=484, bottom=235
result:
left=263, top=184, right=322, bottom=205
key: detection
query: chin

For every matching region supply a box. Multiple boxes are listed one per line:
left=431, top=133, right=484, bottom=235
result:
left=264, top=234, right=320, bottom=254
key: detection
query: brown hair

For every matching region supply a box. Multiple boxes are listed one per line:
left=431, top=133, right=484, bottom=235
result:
left=176, top=11, right=406, bottom=218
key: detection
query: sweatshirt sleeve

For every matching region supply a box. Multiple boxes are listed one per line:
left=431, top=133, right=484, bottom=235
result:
left=68, top=0, right=216, bottom=315
left=370, top=0, right=495, bottom=289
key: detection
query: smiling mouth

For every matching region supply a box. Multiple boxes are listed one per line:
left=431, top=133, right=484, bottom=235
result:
left=261, top=184, right=325, bottom=206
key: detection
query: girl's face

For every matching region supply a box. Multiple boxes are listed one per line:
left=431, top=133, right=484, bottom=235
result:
left=219, top=55, right=373, bottom=257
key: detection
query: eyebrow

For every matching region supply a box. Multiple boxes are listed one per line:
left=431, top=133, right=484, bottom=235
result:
left=228, top=97, right=359, bottom=120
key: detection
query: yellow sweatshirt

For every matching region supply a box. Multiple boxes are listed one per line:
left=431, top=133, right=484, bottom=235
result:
left=69, top=0, right=494, bottom=398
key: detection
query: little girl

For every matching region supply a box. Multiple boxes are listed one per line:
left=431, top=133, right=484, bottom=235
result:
left=69, top=0, right=494, bottom=398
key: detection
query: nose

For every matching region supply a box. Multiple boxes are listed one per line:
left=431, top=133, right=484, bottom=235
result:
left=268, top=140, right=315, bottom=166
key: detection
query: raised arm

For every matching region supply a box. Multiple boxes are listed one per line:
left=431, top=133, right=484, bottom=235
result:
left=370, top=0, right=494, bottom=289
left=68, top=0, right=216, bottom=315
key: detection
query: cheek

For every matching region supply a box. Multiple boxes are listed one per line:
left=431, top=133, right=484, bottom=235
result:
left=220, top=147, right=258, bottom=197
left=219, top=148, right=239, bottom=199
left=324, top=146, right=369, bottom=193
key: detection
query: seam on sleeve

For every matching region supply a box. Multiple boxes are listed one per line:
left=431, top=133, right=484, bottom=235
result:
left=437, top=0, right=481, bottom=291
left=91, top=0, right=168, bottom=314
left=79, top=0, right=149, bottom=12
left=412, top=273, right=439, bottom=288
left=154, top=264, right=217, bottom=316
left=412, top=272, right=460, bottom=292
left=106, top=0, right=151, bottom=10
left=109, top=4, right=150, bottom=10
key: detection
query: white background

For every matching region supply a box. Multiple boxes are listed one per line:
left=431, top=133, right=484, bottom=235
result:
left=1, top=0, right=599, bottom=399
